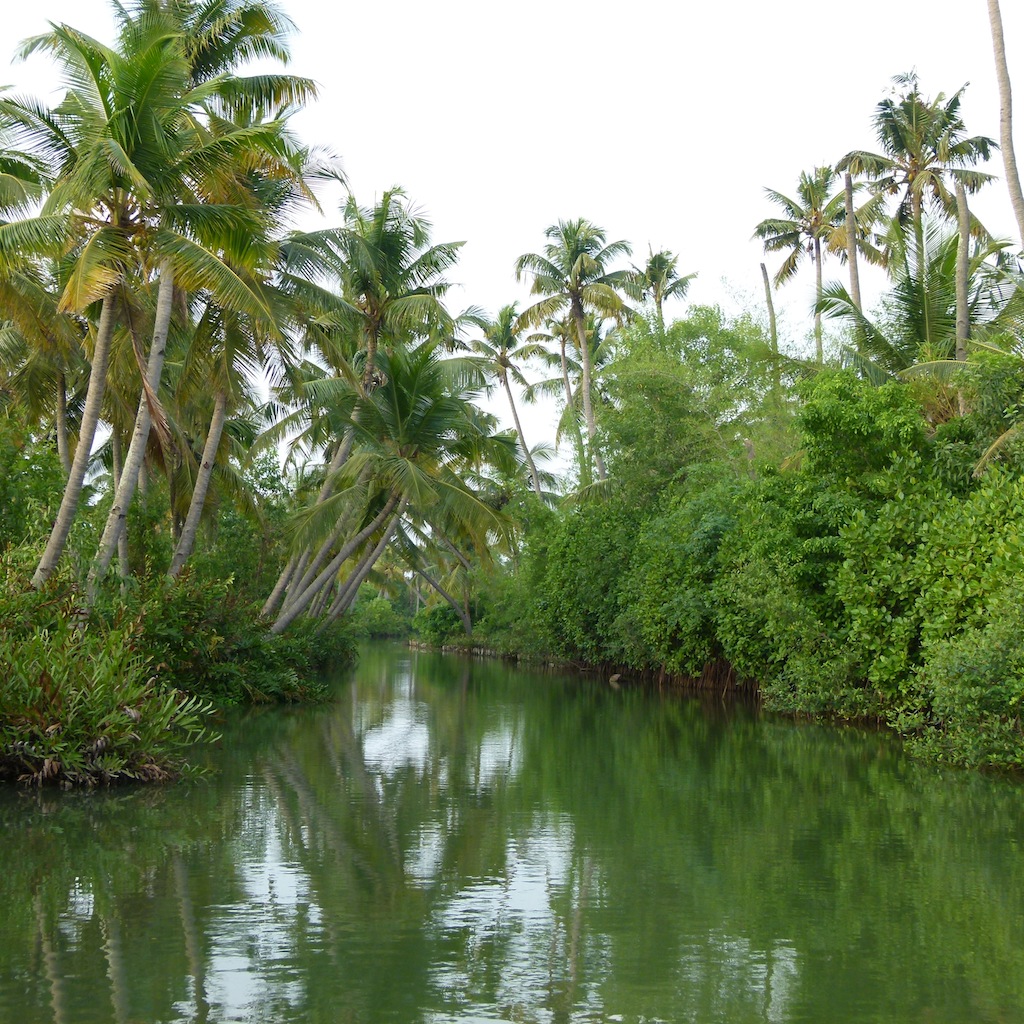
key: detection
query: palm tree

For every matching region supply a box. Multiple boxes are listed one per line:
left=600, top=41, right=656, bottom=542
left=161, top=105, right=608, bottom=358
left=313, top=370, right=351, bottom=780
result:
left=468, top=304, right=545, bottom=499
left=261, top=190, right=463, bottom=615
left=515, top=219, right=631, bottom=481
left=987, top=0, right=1024, bottom=248
left=3, top=4, right=312, bottom=590
left=270, top=340, right=516, bottom=633
left=753, top=166, right=848, bottom=363
left=818, top=220, right=1014, bottom=378
left=838, top=72, right=995, bottom=261
left=626, top=247, right=695, bottom=333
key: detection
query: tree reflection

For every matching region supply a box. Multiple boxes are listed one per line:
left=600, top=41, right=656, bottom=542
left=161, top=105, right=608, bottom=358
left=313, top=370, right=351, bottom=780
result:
left=2, top=646, right=1024, bottom=1023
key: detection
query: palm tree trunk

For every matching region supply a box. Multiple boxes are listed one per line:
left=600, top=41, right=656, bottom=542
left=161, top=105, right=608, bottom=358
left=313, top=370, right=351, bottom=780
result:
left=55, top=373, right=71, bottom=476
left=559, top=335, right=574, bottom=408
left=844, top=173, right=863, bottom=310
left=320, top=502, right=407, bottom=629
left=955, top=181, right=971, bottom=363
left=572, top=301, right=606, bottom=480
left=415, top=568, right=472, bottom=636
left=988, top=0, right=1024, bottom=248
left=264, top=430, right=356, bottom=614
left=111, top=432, right=130, bottom=582
left=502, top=371, right=542, bottom=498
left=759, top=262, right=781, bottom=399
left=169, top=388, right=228, bottom=578
left=272, top=493, right=400, bottom=634
left=263, top=552, right=299, bottom=618
left=87, top=262, right=174, bottom=602
left=813, top=237, right=823, bottom=363
left=33, top=293, right=117, bottom=589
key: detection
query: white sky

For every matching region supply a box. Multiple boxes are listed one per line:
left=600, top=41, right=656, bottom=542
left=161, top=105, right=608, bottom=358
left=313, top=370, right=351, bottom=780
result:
left=5, top=0, right=1024, bottom=452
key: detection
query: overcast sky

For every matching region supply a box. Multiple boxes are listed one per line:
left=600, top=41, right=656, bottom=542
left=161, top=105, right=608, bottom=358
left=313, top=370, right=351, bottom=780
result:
left=5, top=0, right=1024, bottom=449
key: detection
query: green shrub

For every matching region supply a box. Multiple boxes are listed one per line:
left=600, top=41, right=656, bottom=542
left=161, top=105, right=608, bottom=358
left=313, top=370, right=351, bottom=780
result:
left=0, top=618, right=213, bottom=786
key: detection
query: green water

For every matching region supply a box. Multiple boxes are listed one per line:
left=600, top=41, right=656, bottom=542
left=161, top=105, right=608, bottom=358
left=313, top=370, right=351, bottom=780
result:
left=2, top=643, right=1024, bottom=1023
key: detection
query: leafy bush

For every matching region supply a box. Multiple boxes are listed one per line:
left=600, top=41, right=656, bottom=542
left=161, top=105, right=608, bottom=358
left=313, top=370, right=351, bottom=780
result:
left=0, top=618, right=213, bottom=786
left=351, top=596, right=410, bottom=638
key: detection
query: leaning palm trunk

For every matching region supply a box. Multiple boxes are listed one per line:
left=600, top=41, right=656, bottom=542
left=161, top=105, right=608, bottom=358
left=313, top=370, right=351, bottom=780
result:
left=320, top=503, right=407, bottom=629
left=55, top=373, right=71, bottom=476
left=168, top=387, right=228, bottom=578
left=844, top=173, right=863, bottom=311
left=502, top=371, right=542, bottom=498
left=33, top=294, right=117, bottom=589
left=263, top=429, right=358, bottom=616
left=955, top=182, right=971, bottom=363
left=988, top=0, right=1024, bottom=248
left=572, top=302, right=606, bottom=480
left=271, top=493, right=401, bottom=634
left=111, top=432, right=130, bottom=582
left=416, top=567, right=472, bottom=636
left=87, top=263, right=174, bottom=602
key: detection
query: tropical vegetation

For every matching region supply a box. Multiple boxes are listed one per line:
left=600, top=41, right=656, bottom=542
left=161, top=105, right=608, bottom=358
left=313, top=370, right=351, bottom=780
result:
left=3, top=0, right=1024, bottom=784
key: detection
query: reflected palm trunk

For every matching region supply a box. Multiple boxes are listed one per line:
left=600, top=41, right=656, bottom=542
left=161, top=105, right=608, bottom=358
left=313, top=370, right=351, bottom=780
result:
left=34, top=895, right=67, bottom=1024
left=173, top=852, right=210, bottom=1024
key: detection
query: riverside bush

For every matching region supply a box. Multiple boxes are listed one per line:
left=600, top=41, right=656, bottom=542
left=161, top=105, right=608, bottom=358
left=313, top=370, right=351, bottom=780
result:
left=0, top=619, right=213, bottom=786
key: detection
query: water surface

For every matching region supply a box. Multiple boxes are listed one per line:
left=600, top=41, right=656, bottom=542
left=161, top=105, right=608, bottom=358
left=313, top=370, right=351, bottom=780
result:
left=2, top=643, right=1023, bottom=1023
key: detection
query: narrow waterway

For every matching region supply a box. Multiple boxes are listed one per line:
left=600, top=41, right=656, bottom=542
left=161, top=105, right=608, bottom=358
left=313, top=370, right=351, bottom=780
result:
left=2, top=643, right=1023, bottom=1023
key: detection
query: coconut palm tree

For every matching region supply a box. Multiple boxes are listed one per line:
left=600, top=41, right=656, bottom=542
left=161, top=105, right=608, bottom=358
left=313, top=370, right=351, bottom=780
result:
left=987, top=0, right=1024, bottom=248
left=261, top=190, right=462, bottom=615
left=838, top=72, right=995, bottom=260
left=818, top=219, right=1015, bottom=379
left=467, top=304, right=546, bottom=499
left=2, top=3, right=314, bottom=590
left=626, top=247, right=696, bottom=333
left=270, top=339, right=516, bottom=633
left=753, top=166, right=848, bottom=363
left=515, top=219, right=632, bottom=481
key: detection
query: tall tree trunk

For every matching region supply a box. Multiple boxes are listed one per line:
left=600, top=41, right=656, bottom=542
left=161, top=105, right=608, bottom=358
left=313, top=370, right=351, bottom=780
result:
left=502, top=370, right=542, bottom=498
left=264, top=429, right=357, bottom=614
left=87, top=263, right=174, bottom=601
left=33, top=294, right=117, bottom=589
left=760, top=262, right=780, bottom=398
left=559, top=334, right=574, bottom=408
left=415, top=567, right=472, bottom=636
left=55, top=373, right=71, bottom=476
left=169, top=388, right=228, bottom=578
left=319, top=502, right=407, bottom=629
left=111, top=432, right=130, bottom=582
left=844, top=172, right=863, bottom=311
left=955, top=181, right=971, bottom=363
left=812, top=237, right=823, bottom=363
left=988, top=0, right=1024, bottom=248
left=272, top=493, right=400, bottom=634
left=571, top=300, right=606, bottom=480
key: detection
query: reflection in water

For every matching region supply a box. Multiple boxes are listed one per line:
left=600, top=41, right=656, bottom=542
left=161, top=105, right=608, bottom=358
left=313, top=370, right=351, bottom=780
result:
left=2, top=643, right=1024, bottom=1023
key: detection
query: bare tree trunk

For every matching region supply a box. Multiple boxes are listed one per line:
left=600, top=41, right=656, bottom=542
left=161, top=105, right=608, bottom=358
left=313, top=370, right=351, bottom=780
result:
left=169, top=388, right=228, bottom=578
left=264, top=430, right=356, bottom=614
left=988, top=0, right=1024, bottom=248
left=844, top=172, right=863, bottom=311
left=955, top=181, right=971, bottom=363
left=572, top=301, right=606, bottom=480
left=33, top=294, right=117, bottom=589
left=55, top=372, right=71, bottom=476
left=272, top=494, right=400, bottom=634
left=812, top=237, right=823, bottom=363
left=759, top=262, right=781, bottom=399
left=87, top=263, right=174, bottom=602
left=111, top=432, right=130, bottom=582
left=320, top=504, right=407, bottom=629
left=416, top=568, right=472, bottom=636
left=263, top=552, right=299, bottom=618
left=502, top=370, right=542, bottom=498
